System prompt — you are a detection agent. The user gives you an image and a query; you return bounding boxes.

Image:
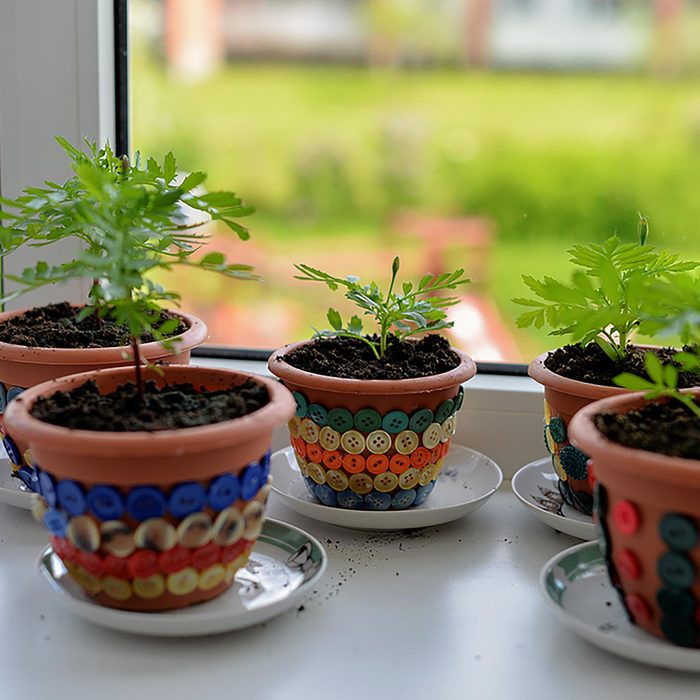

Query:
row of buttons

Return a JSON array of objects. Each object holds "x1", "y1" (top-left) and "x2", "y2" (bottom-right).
[
  {"x1": 32, "y1": 452, "x2": 270, "y2": 523},
  {"x1": 306, "y1": 477, "x2": 436, "y2": 510}
]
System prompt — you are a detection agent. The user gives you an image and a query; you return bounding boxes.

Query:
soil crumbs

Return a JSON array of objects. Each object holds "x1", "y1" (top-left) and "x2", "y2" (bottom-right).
[
  {"x1": 30, "y1": 379, "x2": 269, "y2": 432},
  {"x1": 279, "y1": 334, "x2": 460, "y2": 380},
  {"x1": 0, "y1": 302, "x2": 186, "y2": 349},
  {"x1": 545, "y1": 343, "x2": 697, "y2": 389},
  {"x1": 595, "y1": 402, "x2": 700, "y2": 460}
]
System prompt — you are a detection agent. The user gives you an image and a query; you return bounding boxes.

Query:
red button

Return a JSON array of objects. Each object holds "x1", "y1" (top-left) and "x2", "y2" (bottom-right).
[
  {"x1": 77, "y1": 551, "x2": 105, "y2": 577},
  {"x1": 625, "y1": 593, "x2": 652, "y2": 625},
  {"x1": 366, "y1": 454, "x2": 389, "y2": 474},
  {"x1": 615, "y1": 548, "x2": 642, "y2": 580},
  {"x1": 127, "y1": 550, "x2": 159, "y2": 578},
  {"x1": 410, "y1": 447, "x2": 431, "y2": 469},
  {"x1": 221, "y1": 539, "x2": 249, "y2": 563},
  {"x1": 587, "y1": 460, "x2": 596, "y2": 489},
  {"x1": 612, "y1": 500, "x2": 641, "y2": 535},
  {"x1": 158, "y1": 546, "x2": 191, "y2": 574},
  {"x1": 322, "y1": 450, "x2": 342, "y2": 470},
  {"x1": 430, "y1": 445, "x2": 442, "y2": 463},
  {"x1": 292, "y1": 437, "x2": 306, "y2": 458},
  {"x1": 192, "y1": 542, "x2": 221, "y2": 570},
  {"x1": 103, "y1": 555, "x2": 131, "y2": 580},
  {"x1": 389, "y1": 454, "x2": 411, "y2": 474},
  {"x1": 306, "y1": 443, "x2": 323, "y2": 464},
  {"x1": 343, "y1": 454, "x2": 365, "y2": 474}
]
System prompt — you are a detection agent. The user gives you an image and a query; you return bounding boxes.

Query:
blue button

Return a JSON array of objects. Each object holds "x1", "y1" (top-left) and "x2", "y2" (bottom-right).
[
  {"x1": 18, "y1": 466, "x2": 37, "y2": 492},
  {"x1": 6, "y1": 387, "x2": 23, "y2": 403},
  {"x1": 3, "y1": 436, "x2": 22, "y2": 466},
  {"x1": 126, "y1": 486, "x2": 166, "y2": 521},
  {"x1": 260, "y1": 451, "x2": 271, "y2": 481},
  {"x1": 414, "y1": 482, "x2": 435, "y2": 506},
  {"x1": 364, "y1": 491, "x2": 392, "y2": 511},
  {"x1": 169, "y1": 482, "x2": 206, "y2": 518},
  {"x1": 87, "y1": 485, "x2": 125, "y2": 520},
  {"x1": 240, "y1": 464, "x2": 264, "y2": 501},
  {"x1": 314, "y1": 483, "x2": 338, "y2": 507},
  {"x1": 43, "y1": 508, "x2": 68, "y2": 537},
  {"x1": 56, "y1": 480, "x2": 87, "y2": 516},
  {"x1": 38, "y1": 471, "x2": 57, "y2": 507},
  {"x1": 0, "y1": 383, "x2": 6, "y2": 412},
  {"x1": 208, "y1": 474, "x2": 239, "y2": 511},
  {"x1": 337, "y1": 489, "x2": 364, "y2": 509},
  {"x1": 303, "y1": 477, "x2": 316, "y2": 497},
  {"x1": 392, "y1": 489, "x2": 417, "y2": 510}
]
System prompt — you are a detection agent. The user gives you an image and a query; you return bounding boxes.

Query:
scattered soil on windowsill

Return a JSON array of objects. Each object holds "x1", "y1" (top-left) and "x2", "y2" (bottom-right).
[
  {"x1": 0, "y1": 302, "x2": 187, "y2": 349},
  {"x1": 545, "y1": 343, "x2": 698, "y2": 388},
  {"x1": 595, "y1": 402, "x2": 700, "y2": 460},
  {"x1": 30, "y1": 379, "x2": 269, "y2": 432},
  {"x1": 278, "y1": 334, "x2": 461, "y2": 380}
]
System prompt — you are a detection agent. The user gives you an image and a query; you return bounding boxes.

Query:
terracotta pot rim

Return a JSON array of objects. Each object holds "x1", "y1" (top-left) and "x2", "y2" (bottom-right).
[
  {"x1": 3, "y1": 364, "x2": 295, "y2": 458},
  {"x1": 568, "y1": 389, "x2": 700, "y2": 485},
  {"x1": 0, "y1": 306, "x2": 208, "y2": 365},
  {"x1": 267, "y1": 337, "x2": 476, "y2": 395}
]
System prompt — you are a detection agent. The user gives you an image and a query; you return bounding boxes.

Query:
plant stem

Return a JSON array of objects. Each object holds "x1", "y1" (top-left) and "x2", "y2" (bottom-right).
[{"x1": 130, "y1": 334, "x2": 145, "y2": 403}]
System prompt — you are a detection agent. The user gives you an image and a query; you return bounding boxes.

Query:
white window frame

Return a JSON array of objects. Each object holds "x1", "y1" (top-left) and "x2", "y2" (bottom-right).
[{"x1": 0, "y1": 0, "x2": 546, "y2": 476}]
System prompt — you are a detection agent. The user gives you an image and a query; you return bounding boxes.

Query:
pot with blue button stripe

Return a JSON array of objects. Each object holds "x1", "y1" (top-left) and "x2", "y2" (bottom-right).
[
  {"x1": 269, "y1": 338, "x2": 476, "y2": 511},
  {"x1": 4, "y1": 364, "x2": 295, "y2": 611}
]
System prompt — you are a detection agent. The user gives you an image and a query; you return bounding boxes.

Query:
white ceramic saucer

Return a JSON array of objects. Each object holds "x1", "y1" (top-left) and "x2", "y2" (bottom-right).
[
  {"x1": 38, "y1": 518, "x2": 327, "y2": 637},
  {"x1": 540, "y1": 540, "x2": 700, "y2": 672},
  {"x1": 0, "y1": 462, "x2": 33, "y2": 510},
  {"x1": 512, "y1": 457, "x2": 595, "y2": 541},
  {"x1": 270, "y1": 444, "x2": 503, "y2": 531}
]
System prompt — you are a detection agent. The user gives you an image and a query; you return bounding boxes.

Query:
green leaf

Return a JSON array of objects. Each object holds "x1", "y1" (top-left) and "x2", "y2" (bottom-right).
[
  {"x1": 200, "y1": 251, "x2": 225, "y2": 266},
  {"x1": 644, "y1": 352, "x2": 664, "y2": 385},
  {"x1": 613, "y1": 373, "x2": 657, "y2": 391},
  {"x1": 163, "y1": 152, "x2": 177, "y2": 183},
  {"x1": 179, "y1": 171, "x2": 206, "y2": 191},
  {"x1": 327, "y1": 308, "x2": 342, "y2": 331}
]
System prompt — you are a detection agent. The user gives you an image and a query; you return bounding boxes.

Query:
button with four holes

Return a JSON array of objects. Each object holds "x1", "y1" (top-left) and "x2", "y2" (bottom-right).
[
  {"x1": 392, "y1": 489, "x2": 416, "y2": 510},
  {"x1": 341, "y1": 430, "x2": 365, "y2": 454},
  {"x1": 366, "y1": 430, "x2": 391, "y2": 454},
  {"x1": 307, "y1": 462, "x2": 326, "y2": 485},
  {"x1": 409, "y1": 408, "x2": 434, "y2": 433},
  {"x1": 170, "y1": 482, "x2": 207, "y2": 518},
  {"x1": 56, "y1": 480, "x2": 87, "y2": 516},
  {"x1": 326, "y1": 469, "x2": 349, "y2": 492},
  {"x1": 354, "y1": 408, "x2": 381, "y2": 432},
  {"x1": 366, "y1": 454, "x2": 389, "y2": 474},
  {"x1": 208, "y1": 474, "x2": 239, "y2": 511},
  {"x1": 343, "y1": 454, "x2": 366, "y2": 474},
  {"x1": 292, "y1": 392, "x2": 308, "y2": 418},
  {"x1": 389, "y1": 454, "x2": 411, "y2": 474},
  {"x1": 399, "y1": 468, "x2": 421, "y2": 490},
  {"x1": 381, "y1": 410, "x2": 409, "y2": 434},
  {"x1": 300, "y1": 419, "x2": 319, "y2": 444},
  {"x1": 612, "y1": 500, "x2": 641, "y2": 535},
  {"x1": 422, "y1": 423, "x2": 442, "y2": 449},
  {"x1": 659, "y1": 514, "x2": 698, "y2": 552},
  {"x1": 349, "y1": 473, "x2": 373, "y2": 495},
  {"x1": 307, "y1": 403, "x2": 328, "y2": 426},
  {"x1": 287, "y1": 417, "x2": 302, "y2": 438},
  {"x1": 319, "y1": 426, "x2": 340, "y2": 451},
  {"x1": 127, "y1": 486, "x2": 167, "y2": 521},
  {"x1": 394, "y1": 430, "x2": 419, "y2": 455},
  {"x1": 373, "y1": 472, "x2": 399, "y2": 493},
  {"x1": 434, "y1": 399, "x2": 454, "y2": 424},
  {"x1": 365, "y1": 491, "x2": 392, "y2": 511},
  {"x1": 328, "y1": 407, "x2": 354, "y2": 432},
  {"x1": 322, "y1": 450, "x2": 342, "y2": 470},
  {"x1": 658, "y1": 552, "x2": 695, "y2": 588}
]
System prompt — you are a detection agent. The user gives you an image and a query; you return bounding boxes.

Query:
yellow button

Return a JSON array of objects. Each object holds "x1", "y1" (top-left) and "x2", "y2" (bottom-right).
[
  {"x1": 441, "y1": 416, "x2": 456, "y2": 442},
  {"x1": 544, "y1": 399, "x2": 552, "y2": 422},
  {"x1": 394, "y1": 430, "x2": 419, "y2": 455},
  {"x1": 307, "y1": 462, "x2": 326, "y2": 485},
  {"x1": 300, "y1": 419, "x2": 319, "y2": 444},
  {"x1": 421, "y1": 423, "x2": 442, "y2": 449},
  {"x1": 319, "y1": 426, "x2": 341, "y2": 451},
  {"x1": 348, "y1": 473, "x2": 373, "y2": 495},
  {"x1": 212, "y1": 507, "x2": 244, "y2": 546},
  {"x1": 418, "y1": 465, "x2": 434, "y2": 486},
  {"x1": 177, "y1": 512, "x2": 213, "y2": 549},
  {"x1": 133, "y1": 573, "x2": 165, "y2": 599},
  {"x1": 199, "y1": 564, "x2": 226, "y2": 591},
  {"x1": 341, "y1": 430, "x2": 366, "y2": 454},
  {"x1": 66, "y1": 515, "x2": 101, "y2": 552},
  {"x1": 101, "y1": 520, "x2": 136, "y2": 558},
  {"x1": 374, "y1": 472, "x2": 399, "y2": 493},
  {"x1": 552, "y1": 453, "x2": 567, "y2": 481},
  {"x1": 72, "y1": 566, "x2": 102, "y2": 595},
  {"x1": 226, "y1": 553, "x2": 250, "y2": 582},
  {"x1": 31, "y1": 496, "x2": 47, "y2": 524},
  {"x1": 288, "y1": 417, "x2": 302, "y2": 438},
  {"x1": 398, "y1": 468, "x2": 420, "y2": 490},
  {"x1": 256, "y1": 483, "x2": 272, "y2": 506},
  {"x1": 102, "y1": 576, "x2": 132, "y2": 601},
  {"x1": 433, "y1": 458, "x2": 445, "y2": 479},
  {"x1": 326, "y1": 469, "x2": 349, "y2": 492},
  {"x1": 134, "y1": 518, "x2": 177, "y2": 552},
  {"x1": 243, "y1": 501, "x2": 265, "y2": 539},
  {"x1": 366, "y1": 430, "x2": 392, "y2": 455},
  {"x1": 166, "y1": 567, "x2": 199, "y2": 596},
  {"x1": 298, "y1": 459, "x2": 309, "y2": 478}
]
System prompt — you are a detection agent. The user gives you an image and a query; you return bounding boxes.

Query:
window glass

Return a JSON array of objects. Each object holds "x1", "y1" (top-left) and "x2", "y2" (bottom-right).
[{"x1": 129, "y1": 0, "x2": 699, "y2": 360}]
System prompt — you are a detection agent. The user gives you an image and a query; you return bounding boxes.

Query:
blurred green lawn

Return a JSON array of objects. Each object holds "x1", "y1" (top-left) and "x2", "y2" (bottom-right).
[{"x1": 132, "y1": 51, "x2": 700, "y2": 357}]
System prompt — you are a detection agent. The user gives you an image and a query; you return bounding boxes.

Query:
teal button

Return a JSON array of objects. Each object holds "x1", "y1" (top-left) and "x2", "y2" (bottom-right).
[
  {"x1": 548, "y1": 416, "x2": 567, "y2": 444},
  {"x1": 328, "y1": 407, "x2": 354, "y2": 432},
  {"x1": 659, "y1": 514, "x2": 698, "y2": 552},
  {"x1": 658, "y1": 552, "x2": 695, "y2": 589},
  {"x1": 435, "y1": 399, "x2": 455, "y2": 424},
  {"x1": 381, "y1": 410, "x2": 409, "y2": 434},
  {"x1": 354, "y1": 408, "x2": 381, "y2": 432},
  {"x1": 453, "y1": 385, "x2": 464, "y2": 413},
  {"x1": 409, "y1": 408, "x2": 434, "y2": 433},
  {"x1": 307, "y1": 403, "x2": 328, "y2": 426},
  {"x1": 292, "y1": 391, "x2": 308, "y2": 418}
]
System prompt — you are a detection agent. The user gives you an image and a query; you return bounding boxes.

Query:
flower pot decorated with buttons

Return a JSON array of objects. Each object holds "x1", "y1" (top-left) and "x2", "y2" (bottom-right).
[
  {"x1": 569, "y1": 391, "x2": 700, "y2": 647},
  {"x1": 4, "y1": 365, "x2": 295, "y2": 612},
  {"x1": 529, "y1": 352, "x2": 627, "y2": 516},
  {"x1": 269, "y1": 340, "x2": 476, "y2": 511},
  {"x1": 0, "y1": 307, "x2": 207, "y2": 489}
]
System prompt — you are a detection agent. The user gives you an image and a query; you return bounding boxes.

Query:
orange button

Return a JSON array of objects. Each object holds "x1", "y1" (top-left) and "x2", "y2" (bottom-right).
[
  {"x1": 366, "y1": 454, "x2": 389, "y2": 474},
  {"x1": 389, "y1": 454, "x2": 411, "y2": 474},
  {"x1": 306, "y1": 443, "x2": 323, "y2": 464},
  {"x1": 292, "y1": 437, "x2": 307, "y2": 458},
  {"x1": 322, "y1": 450, "x2": 343, "y2": 470},
  {"x1": 343, "y1": 454, "x2": 366, "y2": 474},
  {"x1": 410, "y1": 447, "x2": 431, "y2": 469}
]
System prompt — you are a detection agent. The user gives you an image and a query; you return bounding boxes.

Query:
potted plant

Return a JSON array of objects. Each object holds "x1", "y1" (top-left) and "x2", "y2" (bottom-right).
[
  {"x1": 514, "y1": 217, "x2": 698, "y2": 515},
  {"x1": 268, "y1": 257, "x2": 476, "y2": 511},
  {"x1": 3, "y1": 146, "x2": 295, "y2": 612},
  {"x1": 568, "y1": 283, "x2": 700, "y2": 647},
  {"x1": 0, "y1": 137, "x2": 254, "y2": 481}
]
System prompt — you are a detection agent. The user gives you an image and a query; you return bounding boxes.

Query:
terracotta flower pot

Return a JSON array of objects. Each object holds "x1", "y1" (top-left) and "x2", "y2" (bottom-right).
[
  {"x1": 569, "y1": 391, "x2": 700, "y2": 648},
  {"x1": 0, "y1": 306, "x2": 207, "y2": 485},
  {"x1": 529, "y1": 351, "x2": 628, "y2": 515},
  {"x1": 4, "y1": 364, "x2": 295, "y2": 611},
  {"x1": 268, "y1": 339, "x2": 476, "y2": 511}
]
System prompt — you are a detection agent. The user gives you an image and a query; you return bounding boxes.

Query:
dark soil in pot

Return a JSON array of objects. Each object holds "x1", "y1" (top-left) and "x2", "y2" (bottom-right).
[
  {"x1": 595, "y1": 402, "x2": 700, "y2": 459},
  {"x1": 279, "y1": 334, "x2": 460, "y2": 380},
  {"x1": 30, "y1": 379, "x2": 269, "y2": 431},
  {"x1": 545, "y1": 343, "x2": 697, "y2": 388},
  {"x1": 0, "y1": 302, "x2": 187, "y2": 349}
]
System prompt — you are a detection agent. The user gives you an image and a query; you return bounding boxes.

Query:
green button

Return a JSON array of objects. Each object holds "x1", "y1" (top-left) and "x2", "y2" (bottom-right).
[
  {"x1": 307, "y1": 403, "x2": 328, "y2": 427},
  {"x1": 381, "y1": 410, "x2": 409, "y2": 434},
  {"x1": 657, "y1": 587, "x2": 695, "y2": 618},
  {"x1": 659, "y1": 514, "x2": 698, "y2": 552},
  {"x1": 453, "y1": 385, "x2": 464, "y2": 413},
  {"x1": 658, "y1": 552, "x2": 695, "y2": 589},
  {"x1": 560, "y1": 445, "x2": 588, "y2": 481},
  {"x1": 409, "y1": 408, "x2": 434, "y2": 433},
  {"x1": 548, "y1": 416, "x2": 567, "y2": 444},
  {"x1": 327, "y1": 407, "x2": 354, "y2": 432},
  {"x1": 354, "y1": 408, "x2": 381, "y2": 432},
  {"x1": 435, "y1": 400, "x2": 455, "y2": 424},
  {"x1": 292, "y1": 391, "x2": 308, "y2": 418}
]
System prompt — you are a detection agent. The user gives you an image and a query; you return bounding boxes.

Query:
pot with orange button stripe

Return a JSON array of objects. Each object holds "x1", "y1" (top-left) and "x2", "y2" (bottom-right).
[
  {"x1": 4, "y1": 364, "x2": 295, "y2": 612},
  {"x1": 269, "y1": 338, "x2": 476, "y2": 511},
  {"x1": 569, "y1": 390, "x2": 700, "y2": 648}
]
